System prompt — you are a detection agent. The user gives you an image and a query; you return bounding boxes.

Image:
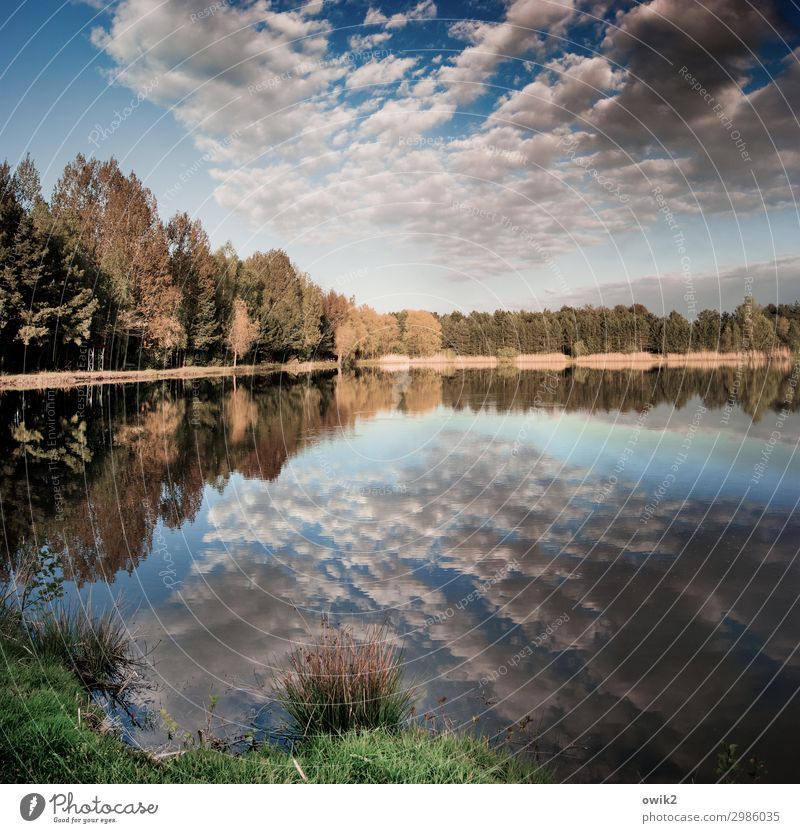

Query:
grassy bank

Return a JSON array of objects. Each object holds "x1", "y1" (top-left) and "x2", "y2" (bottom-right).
[{"x1": 0, "y1": 621, "x2": 546, "y2": 784}]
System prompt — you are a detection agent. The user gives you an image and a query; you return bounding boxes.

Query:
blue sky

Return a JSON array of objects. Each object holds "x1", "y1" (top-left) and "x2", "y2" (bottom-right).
[{"x1": 2, "y1": 0, "x2": 799, "y2": 314}]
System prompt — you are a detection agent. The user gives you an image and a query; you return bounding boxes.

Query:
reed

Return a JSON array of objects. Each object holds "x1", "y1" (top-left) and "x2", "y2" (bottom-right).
[
  {"x1": 23, "y1": 605, "x2": 141, "y2": 698},
  {"x1": 274, "y1": 620, "x2": 413, "y2": 736}
]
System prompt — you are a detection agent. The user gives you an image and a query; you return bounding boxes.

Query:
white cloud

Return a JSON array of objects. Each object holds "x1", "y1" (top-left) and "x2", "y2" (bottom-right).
[
  {"x1": 363, "y1": 1, "x2": 437, "y2": 31},
  {"x1": 437, "y1": 0, "x2": 578, "y2": 104},
  {"x1": 345, "y1": 55, "x2": 419, "y2": 90},
  {"x1": 348, "y1": 32, "x2": 392, "y2": 51},
  {"x1": 88, "y1": 0, "x2": 799, "y2": 303}
]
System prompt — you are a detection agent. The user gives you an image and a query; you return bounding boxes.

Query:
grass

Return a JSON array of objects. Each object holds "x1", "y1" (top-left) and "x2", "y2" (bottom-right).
[
  {"x1": 287, "y1": 728, "x2": 549, "y2": 783},
  {"x1": 274, "y1": 620, "x2": 413, "y2": 736},
  {"x1": 22, "y1": 605, "x2": 142, "y2": 697},
  {"x1": 0, "y1": 632, "x2": 548, "y2": 783}
]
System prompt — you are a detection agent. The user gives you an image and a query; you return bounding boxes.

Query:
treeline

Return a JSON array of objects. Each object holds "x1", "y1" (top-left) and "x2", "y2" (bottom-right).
[
  {"x1": 0, "y1": 154, "x2": 442, "y2": 373},
  {"x1": 439, "y1": 303, "x2": 800, "y2": 357},
  {"x1": 1, "y1": 155, "x2": 798, "y2": 374}
]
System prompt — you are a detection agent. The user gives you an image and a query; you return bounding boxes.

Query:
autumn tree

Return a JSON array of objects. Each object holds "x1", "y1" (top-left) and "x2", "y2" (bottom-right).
[
  {"x1": 227, "y1": 297, "x2": 259, "y2": 367},
  {"x1": 321, "y1": 288, "x2": 352, "y2": 355},
  {"x1": 334, "y1": 318, "x2": 360, "y2": 366},
  {"x1": 6, "y1": 153, "x2": 800, "y2": 375},
  {"x1": 402, "y1": 309, "x2": 442, "y2": 357},
  {"x1": 51, "y1": 155, "x2": 183, "y2": 367}
]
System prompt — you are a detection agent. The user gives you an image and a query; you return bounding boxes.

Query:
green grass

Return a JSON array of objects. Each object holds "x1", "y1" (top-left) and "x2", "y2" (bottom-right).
[
  {"x1": 287, "y1": 727, "x2": 550, "y2": 784},
  {"x1": 0, "y1": 634, "x2": 548, "y2": 784}
]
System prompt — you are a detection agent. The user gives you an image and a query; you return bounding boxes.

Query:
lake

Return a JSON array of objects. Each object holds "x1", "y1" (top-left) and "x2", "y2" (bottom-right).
[{"x1": 2, "y1": 364, "x2": 799, "y2": 782}]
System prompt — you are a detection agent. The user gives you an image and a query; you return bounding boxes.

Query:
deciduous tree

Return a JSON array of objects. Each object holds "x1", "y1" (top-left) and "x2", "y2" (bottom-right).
[{"x1": 228, "y1": 297, "x2": 259, "y2": 367}]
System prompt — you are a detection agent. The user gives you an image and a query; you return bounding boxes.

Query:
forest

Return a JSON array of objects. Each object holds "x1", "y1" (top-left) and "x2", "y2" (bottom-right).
[{"x1": 2, "y1": 154, "x2": 799, "y2": 375}]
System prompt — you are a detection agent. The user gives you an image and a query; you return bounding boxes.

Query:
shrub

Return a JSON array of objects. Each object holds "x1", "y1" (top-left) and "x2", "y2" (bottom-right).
[
  {"x1": 571, "y1": 339, "x2": 588, "y2": 358},
  {"x1": 274, "y1": 620, "x2": 413, "y2": 736},
  {"x1": 496, "y1": 346, "x2": 519, "y2": 361}
]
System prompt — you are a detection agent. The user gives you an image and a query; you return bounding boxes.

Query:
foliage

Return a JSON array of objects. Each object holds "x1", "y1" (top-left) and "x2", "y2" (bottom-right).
[
  {"x1": 2, "y1": 153, "x2": 798, "y2": 374},
  {"x1": 401, "y1": 309, "x2": 442, "y2": 357},
  {"x1": 439, "y1": 302, "x2": 798, "y2": 357},
  {"x1": 496, "y1": 346, "x2": 519, "y2": 361},
  {"x1": 227, "y1": 298, "x2": 259, "y2": 366},
  {"x1": 1, "y1": 567, "x2": 141, "y2": 700},
  {"x1": 714, "y1": 742, "x2": 768, "y2": 784}
]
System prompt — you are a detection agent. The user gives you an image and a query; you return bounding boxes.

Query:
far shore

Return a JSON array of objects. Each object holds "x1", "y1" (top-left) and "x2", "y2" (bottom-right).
[
  {"x1": 0, "y1": 359, "x2": 338, "y2": 392},
  {"x1": 0, "y1": 350, "x2": 794, "y2": 391},
  {"x1": 373, "y1": 350, "x2": 795, "y2": 371}
]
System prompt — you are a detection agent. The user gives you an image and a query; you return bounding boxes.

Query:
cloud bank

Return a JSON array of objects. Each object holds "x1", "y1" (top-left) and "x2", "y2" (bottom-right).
[{"x1": 90, "y1": 0, "x2": 800, "y2": 309}]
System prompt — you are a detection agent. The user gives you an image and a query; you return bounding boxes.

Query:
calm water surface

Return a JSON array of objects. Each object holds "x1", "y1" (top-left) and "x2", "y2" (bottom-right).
[{"x1": 3, "y1": 366, "x2": 799, "y2": 782}]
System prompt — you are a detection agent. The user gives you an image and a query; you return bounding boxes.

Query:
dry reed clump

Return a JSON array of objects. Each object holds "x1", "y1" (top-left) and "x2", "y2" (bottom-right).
[
  {"x1": 274, "y1": 620, "x2": 413, "y2": 737},
  {"x1": 515, "y1": 353, "x2": 570, "y2": 366},
  {"x1": 377, "y1": 353, "x2": 499, "y2": 367}
]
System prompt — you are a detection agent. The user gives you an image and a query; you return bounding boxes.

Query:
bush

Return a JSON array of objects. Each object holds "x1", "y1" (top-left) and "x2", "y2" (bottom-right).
[
  {"x1": 570, "y1": 339, "x2": 588, "y2": 358},
  {"x1": 274, "y1": 620, "x2": 413, "y2": 736},
  {"x1": 496, "y1": 346, "x2": 519, "y2": 361}
]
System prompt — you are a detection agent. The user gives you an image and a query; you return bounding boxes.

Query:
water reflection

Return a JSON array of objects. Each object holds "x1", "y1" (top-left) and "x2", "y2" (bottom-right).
[{"x1": 1, "y1": 365, "x2": 798, "y2": 782}]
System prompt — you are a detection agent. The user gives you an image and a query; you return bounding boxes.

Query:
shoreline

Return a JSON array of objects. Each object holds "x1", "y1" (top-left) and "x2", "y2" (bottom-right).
[
  {"x1": 0, "y1": 350, "x2": 793, "y2": 391},
  {"x1": 0, "y1": 360, "x2": 338, "y2": 392},
  {"x1": 0, "y1": 615, "x2": 547, "y2": 785},
  {"x1": 373, "y1": 350, "x2": 794, "y2": 371}
]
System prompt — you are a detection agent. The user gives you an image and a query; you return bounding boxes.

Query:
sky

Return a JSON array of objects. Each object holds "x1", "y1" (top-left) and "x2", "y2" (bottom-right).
[{"x1": 1, "y1": 0, "x2": 799, "y2": 315}]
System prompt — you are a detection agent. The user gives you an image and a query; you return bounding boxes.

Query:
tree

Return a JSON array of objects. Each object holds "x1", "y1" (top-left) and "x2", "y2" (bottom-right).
[
  {"x1": 227, "y1": 297, "x2": 259, "y2": 367},
  {"x1": 242, "y1": 249, "x2": 306, "y2": 358},
  {"x1": 330, "y1": 304, "x2": 400, "y2": 364},
  {"x1": 736, "y1": 297, "x2": 775, "y2": 353},
  {"x1": 402, "y1": 309, "x2": 442, "y2": 357},
  {"x1": 299, "y1": 278, "x2": 324, "y2": 359},
  {"x1": 335, "y1": 318, "x2": 360, "y2": 366},
  {"x1": 654, "y1": 311, "x2": 691, "y2": 354},
  {"x1": 50, "y1": 155, "x2": 182, "y2": 367},
  {"x1": 7, "y1": 152, "x2": 799, "y2": 376},
  {"x1": 692, "y1": 309, "x2": 722, "y2": 351},
  {"x1": 167, "y1": 212, "x2": 219, "y2": 362},
  {"x1": 321, "y1": 288, "x2": 352, "y2": 356},
  {"x1": 0, "y1": 157, "x2": 98, "y2": 370}
]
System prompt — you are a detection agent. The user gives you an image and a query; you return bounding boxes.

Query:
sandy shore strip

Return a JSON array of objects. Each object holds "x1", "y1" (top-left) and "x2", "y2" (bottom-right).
[
  {"x1": 0, "y1": 360, "x2": 338, "y2": 392},
  {"x1": 375, "y1": 351, "x2": 793, "y2": 371},
  {"x1": 1, "y1": 351, "x2": 793, "y2": 391}
]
